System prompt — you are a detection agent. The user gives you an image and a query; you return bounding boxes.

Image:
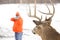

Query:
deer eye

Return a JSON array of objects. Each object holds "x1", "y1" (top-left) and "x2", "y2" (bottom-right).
[{"x1": 37, "y1": 25, "x2": 41, "y2": 29}]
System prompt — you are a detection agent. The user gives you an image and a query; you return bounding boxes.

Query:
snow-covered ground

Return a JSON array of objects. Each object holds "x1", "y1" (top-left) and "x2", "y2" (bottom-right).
[{"x1": 0, "y1": 3, "x2": 60, "y2": 40}]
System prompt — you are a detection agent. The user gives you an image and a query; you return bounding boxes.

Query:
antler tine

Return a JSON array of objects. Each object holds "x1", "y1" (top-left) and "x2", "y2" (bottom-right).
[
  {"x1": 34, "y1": 0, "x2": 41, "y2": 21},
  {"x1": 28, "y1": 5, "x2": 41, "y2": 21},
  {"x1": 28, "y1": 0, "x2": 41, "y2": 21},
  {"x1": 38, "y1": 0, "x2": 55, "y2": 20},
  {"x1": 45, "y1": 0, "x2": 55, "y2": 20},
  {"x1": 49, "y1": 0, "x2": 55, "y2": 19}
]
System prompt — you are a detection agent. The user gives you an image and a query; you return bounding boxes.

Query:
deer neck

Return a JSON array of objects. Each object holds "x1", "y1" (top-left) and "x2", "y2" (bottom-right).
[{"x1": 40, "y1": 26, "x2": 59, "y2": 40}]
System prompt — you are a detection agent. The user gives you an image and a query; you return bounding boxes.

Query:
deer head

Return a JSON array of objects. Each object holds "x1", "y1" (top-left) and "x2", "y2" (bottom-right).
[{"x1": 28, "y1": 0, "x2": 55, "y2": 36}]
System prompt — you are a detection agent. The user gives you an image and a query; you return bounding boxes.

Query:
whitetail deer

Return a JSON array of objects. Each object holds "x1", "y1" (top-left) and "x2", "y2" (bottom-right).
[{"x1": 28, "y1": 0, "x2": 60, "y2": 40}]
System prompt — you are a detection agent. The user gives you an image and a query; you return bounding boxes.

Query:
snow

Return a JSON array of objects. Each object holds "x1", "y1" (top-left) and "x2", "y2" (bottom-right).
[{"x1": 0, "y1": 3, "x2": 60, "y2": 40}]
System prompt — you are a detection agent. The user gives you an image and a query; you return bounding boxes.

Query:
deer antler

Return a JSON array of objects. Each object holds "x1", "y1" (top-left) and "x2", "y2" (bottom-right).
[
  {"x1": 28, "y1": 0, "x2": 42, "y2": 21},
  {"x1": 38, "y1": 0, "x2": 55, "y2": 20}
]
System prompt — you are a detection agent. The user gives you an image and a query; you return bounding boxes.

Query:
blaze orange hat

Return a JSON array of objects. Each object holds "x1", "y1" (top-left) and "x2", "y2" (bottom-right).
[{"x1": 16, "y1": 12, "x2": 20, "y2": 16}]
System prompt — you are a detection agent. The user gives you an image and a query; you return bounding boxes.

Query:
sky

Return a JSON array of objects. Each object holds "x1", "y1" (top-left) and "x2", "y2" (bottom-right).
[{"x1": 0, "y1": 3, "x2": 60, "y2": 40}]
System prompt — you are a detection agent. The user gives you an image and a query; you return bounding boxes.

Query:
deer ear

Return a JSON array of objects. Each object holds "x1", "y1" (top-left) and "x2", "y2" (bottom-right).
[{"x1": 33, "y1": 20, "x2": 41, "y2": 25}]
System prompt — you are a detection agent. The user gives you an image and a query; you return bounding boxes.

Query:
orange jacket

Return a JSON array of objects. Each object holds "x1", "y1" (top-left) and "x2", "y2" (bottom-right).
[{"x1": 11, "y1": 14, "x2": 23, "y2": 32}]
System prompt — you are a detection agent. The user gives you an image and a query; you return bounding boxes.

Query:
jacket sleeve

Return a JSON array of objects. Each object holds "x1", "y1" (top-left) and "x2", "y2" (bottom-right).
[
  {"x1": 11, "y1": 18, "x2": 15, "y2": 21},
  {"x1": 11, "y1": 17, "x2": 19, "y2": 21}
]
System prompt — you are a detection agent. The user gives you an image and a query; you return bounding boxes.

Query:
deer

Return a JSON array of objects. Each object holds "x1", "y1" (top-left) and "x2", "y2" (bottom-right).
[{"x1": 28, "y1": 0, "x2": 60, "y2": 40}]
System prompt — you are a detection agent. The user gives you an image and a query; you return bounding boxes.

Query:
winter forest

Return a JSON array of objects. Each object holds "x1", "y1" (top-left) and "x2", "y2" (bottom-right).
[{"x1": 0, "y1": 0, "x2": 60, "y2": 40}]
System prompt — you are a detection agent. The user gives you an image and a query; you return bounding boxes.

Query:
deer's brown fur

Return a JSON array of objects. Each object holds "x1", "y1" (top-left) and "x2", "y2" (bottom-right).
[
  {"x1": 28, "y1": 0, "x2": 60, "y2": 40},
  {"x1": 32, "y1": 20, "x2": 60, "y2": 40}
]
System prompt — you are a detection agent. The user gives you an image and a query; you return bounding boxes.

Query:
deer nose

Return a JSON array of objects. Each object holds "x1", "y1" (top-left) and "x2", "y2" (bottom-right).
[
  {"x1": 33, "y1": 32, "x2": 36, "y2": 34},
  {"x1": 32, "y1": 30, "x2": 36, "y2": 34}
]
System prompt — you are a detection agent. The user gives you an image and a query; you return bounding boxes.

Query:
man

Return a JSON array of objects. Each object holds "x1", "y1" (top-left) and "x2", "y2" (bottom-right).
[{"x1": 11, "y1": 12, "x2": 23, "y2": 40}]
